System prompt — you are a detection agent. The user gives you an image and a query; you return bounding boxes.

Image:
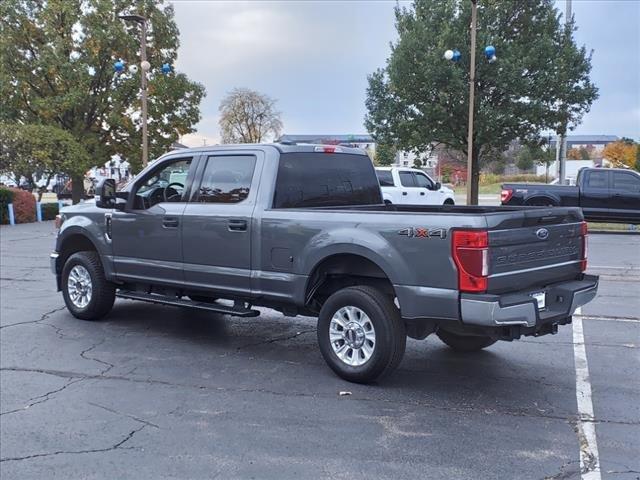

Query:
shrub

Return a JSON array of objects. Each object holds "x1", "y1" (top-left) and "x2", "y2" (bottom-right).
[
  {"x1": 41, "y1": 202, "x2": 60, "y2": 221},
  {"x1": 0, "y1": 187, "x2": 14, "y2": 224},
  {"x1": 479, "y1": 173, "x2": 548, "y2": 186},
  {"x1": 9, "y1": 188, "x2": 36, "y2": 223}
]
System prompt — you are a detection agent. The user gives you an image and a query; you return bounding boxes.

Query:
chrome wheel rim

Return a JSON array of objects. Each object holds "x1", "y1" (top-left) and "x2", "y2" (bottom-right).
[
  {"x1": 330, "y1": 306, "x2": 376, "y2": 367},
  {"x1": 67, "y1": 265, "x2": 92, "y2": 309}
]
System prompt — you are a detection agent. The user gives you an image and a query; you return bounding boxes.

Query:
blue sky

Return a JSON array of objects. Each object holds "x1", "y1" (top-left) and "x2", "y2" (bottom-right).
[{"x1": 171, "y1": 0, "x2": 640, "y2": 146}]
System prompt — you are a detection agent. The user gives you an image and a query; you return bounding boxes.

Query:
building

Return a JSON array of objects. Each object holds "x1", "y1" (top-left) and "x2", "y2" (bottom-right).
[{"x1": 549, "y1": 135, "x2": 619, "y2": 154}]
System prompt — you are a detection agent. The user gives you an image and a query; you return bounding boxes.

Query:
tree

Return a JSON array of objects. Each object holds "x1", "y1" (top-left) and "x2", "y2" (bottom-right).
[
  {"x1": 375, "y1": 144, "x2": 396, "y2": 166},
  {"x1": 0, "y1": 123, "x2": 90, "y2": 199},
  {"x1": 219, "y1": 88, "x2": 283, "y2": 143},
  {"x1": 365, "y1": 0, "x2": 597, "y2": 204},
  {"x1": 516, "y1": 147, "x2": 535, "y2": 171},
  {"x1": 603, "y1": 140, "x2": 638, "y2": 169},
  {"x1": 0, "y1": 0, "x2": 205, "y2": 202},
  {"x1": 635, "y1": 144, "x2": 640, "y2": 173}
]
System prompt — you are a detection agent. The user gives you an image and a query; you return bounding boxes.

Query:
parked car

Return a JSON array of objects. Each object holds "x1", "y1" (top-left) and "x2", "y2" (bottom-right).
[
  {"x1": 51, "y1": 144, "x2": 598, "y2": 383},
  {"x1": 501, "y1": 167, "x2": 640, "y2": 224},
  {"x1": 376, "y1": 167, "x2": 455, "y2": 205}
]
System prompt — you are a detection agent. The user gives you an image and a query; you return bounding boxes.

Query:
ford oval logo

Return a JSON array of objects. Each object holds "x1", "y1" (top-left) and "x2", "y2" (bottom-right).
[{"x1": 536, "y1": 228, "x2": 549, "y2": 240}]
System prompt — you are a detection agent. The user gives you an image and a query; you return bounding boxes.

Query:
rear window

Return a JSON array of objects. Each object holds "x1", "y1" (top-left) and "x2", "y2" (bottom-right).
[
  {"x1": 273, "y1": 153, "x2": 382, "y2": 208},
  {"x1": 376, "y1": 170, "x2": 394, "y2": 187}
]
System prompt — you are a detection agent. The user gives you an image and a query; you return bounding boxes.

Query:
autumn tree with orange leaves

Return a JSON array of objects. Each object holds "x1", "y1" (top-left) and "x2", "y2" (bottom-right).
[{"x1": 603, "y1": 139, "x2": 639, "y2": 170}]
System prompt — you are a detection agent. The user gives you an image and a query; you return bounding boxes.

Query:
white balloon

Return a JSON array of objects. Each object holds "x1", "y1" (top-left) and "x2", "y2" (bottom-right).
[
  {"x1": 444, "y1": 50, "x2": 454, "y2": 60},
  {"x1": 141, "y1": 60, "x2": 151, "y2": 72},
  {"x1": 128, "y1": 64, "x2": 139, "y2": 74}
]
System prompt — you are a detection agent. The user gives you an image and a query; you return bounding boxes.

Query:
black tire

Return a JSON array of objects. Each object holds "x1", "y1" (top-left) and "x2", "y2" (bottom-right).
[
  {"x1": 317, "y1": 286, "x2": 406, "y2": 383},
  {"x1": 444, "y1": 199, "x2": 455, "y2": 205},
  {"x1": 436, "y1": 329, "x2": 497, "y2": 352},
  {"x1": 62, "y1": 251, "x2": 115, "y2": 321},
  {"x1": 188, "y1": 295, "x2": 218, "y2": 304}
]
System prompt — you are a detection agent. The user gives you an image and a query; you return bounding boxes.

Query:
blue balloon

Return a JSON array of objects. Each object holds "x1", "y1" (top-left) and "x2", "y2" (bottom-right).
[
  {"x1": 114, "y1": 60, "x2": 125, "y2": 73},
  {"x1": 161, "y1": 63, "x2": 172, "y2": 74},
  {"x1": 452, "y1": 49, "x2": 461, "y2": 62},
  {"x1": 485, "y1": 45, "x2": 496, "y2": 59}
]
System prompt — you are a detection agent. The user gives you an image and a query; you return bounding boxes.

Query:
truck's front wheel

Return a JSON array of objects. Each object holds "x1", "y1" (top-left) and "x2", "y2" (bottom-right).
[
  {"x1": 436, "y1": 329, "x2": 496, "y2": 352},
  {"x1": 317, "y1": 286, "x2": 406, "y2": 383},
  {"x1": 62, "y1": 251, "x2": 115, "y2": 321}
]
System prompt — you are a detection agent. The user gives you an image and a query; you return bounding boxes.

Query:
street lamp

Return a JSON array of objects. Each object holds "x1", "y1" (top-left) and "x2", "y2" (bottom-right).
[
  {"x1": 443, "y1": 0, "x2": 497, "y2": 205},
  {"x1": 119, "y1": 14, "x2": 149, "y2": 168}
]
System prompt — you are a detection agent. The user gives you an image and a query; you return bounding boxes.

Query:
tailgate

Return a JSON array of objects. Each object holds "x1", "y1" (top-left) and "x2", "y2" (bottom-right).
[{"x1": 487, "y1": 208, "x2": 585, "y2": 294}]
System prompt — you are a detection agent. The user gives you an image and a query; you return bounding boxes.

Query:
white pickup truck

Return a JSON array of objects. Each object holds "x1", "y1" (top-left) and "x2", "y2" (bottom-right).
[{"x1": 375, "y1": 167, "x2": 456, "y2": 206}]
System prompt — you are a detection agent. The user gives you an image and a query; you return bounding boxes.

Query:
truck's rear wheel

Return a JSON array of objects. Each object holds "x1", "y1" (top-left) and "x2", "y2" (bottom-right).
[
  {"x1": 436, "y1": 329, "x2": 496, "y2": 352},
  {"x1": 62, "y1": 251, "x2": 115, "y2": 321},
  {"x1": 317, "y1": 286, "x2": 406, "y2": 383}
]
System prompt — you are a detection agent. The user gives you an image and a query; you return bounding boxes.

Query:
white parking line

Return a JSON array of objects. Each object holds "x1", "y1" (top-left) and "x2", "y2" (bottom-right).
[{"x1": 573, "y1": 307, "x2": 601, "y2": 480}]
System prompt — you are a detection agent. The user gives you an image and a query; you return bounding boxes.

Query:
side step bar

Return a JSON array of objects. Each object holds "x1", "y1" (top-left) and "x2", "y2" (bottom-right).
[{"x1": 116, "y1": 291, "x2": 260, "y2": 317}]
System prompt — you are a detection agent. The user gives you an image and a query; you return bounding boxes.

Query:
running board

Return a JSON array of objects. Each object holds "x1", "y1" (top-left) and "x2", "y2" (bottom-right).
[{"x1": 116, "y1": 291, "x2": 260, "y2": 317}]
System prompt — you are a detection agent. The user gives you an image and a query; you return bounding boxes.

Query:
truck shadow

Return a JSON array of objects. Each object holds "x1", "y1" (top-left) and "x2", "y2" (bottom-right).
[{"x1": 95, "y1": 300, "x2": 575, "y2": 419}]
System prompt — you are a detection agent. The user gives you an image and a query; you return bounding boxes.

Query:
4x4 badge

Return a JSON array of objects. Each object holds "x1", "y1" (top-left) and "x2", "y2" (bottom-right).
[{"x1": 398, "y1": 227, "x2": 447, "y2": 239}]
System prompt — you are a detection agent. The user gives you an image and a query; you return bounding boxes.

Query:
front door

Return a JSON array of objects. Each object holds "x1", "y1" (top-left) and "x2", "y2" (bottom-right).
[
  {"x1": 609, "y1": 170, "x2": 640, "y2": 223},
  {"x1": 413, "y1": 171, "x2": 442, "y2": 205},
  {"x1": 111, "y1": 157, "x2": 195, "y2": 284},
  {"x1": 181, "y1": 153, "x2": 261, "y2": 296}
]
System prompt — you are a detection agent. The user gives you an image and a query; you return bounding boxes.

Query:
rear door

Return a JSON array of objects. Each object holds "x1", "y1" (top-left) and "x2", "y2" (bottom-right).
[
  {"x1": 181, "y1": 152, "x2": 262, "y2": 296},
  {"x1": 609, "y1": 170, "x2": 640, "y2": 222},
  {"x1": 580, "y1": 169, "x2": 610, "y2": 220},
  {"x1": 397, "y1": 170, "x2": 419, "y2": 204}
]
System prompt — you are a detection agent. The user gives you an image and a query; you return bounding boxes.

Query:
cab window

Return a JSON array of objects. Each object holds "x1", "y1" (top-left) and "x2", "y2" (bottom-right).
[
  {"x1": 585, "y1": 170, "x2": 608, "y2": 189},
  {"x1": 134, "y1": 158, "x2": 192, "y2": 209},
  {"x1": 414, "y1": 172, "x2": 434, "y2": 189},
  {"x1": 612, "y1": 172, "x2": 640, "y2": 192},
  {"x1": 399, "y1": 171, "x2": 416, "y2": 187},
  {"x1": 193, "y1": 155, "x2": 256, "y2": 203}
]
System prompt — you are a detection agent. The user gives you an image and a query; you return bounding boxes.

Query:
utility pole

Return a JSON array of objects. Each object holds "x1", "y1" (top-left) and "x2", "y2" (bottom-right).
[
  {"x1": 558, "y1": 0, "x2": 572, "y2": 185},
  {"x1": 466, "y1": 0, "x2": 478, "y2": 205},
  {"x1": 140, "y1": 19, "x2": 149, "y2": 168},
  {"x1": 119, "y1": 14, "x2": 149, "y2": 168}
]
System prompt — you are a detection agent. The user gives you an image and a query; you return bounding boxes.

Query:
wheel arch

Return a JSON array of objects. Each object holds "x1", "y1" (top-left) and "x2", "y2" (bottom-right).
[{"x1": 304, "y1": 252, "x2": 397, "y2": 312}]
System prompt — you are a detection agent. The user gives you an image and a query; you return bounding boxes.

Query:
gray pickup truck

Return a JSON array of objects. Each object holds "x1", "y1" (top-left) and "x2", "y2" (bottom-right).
[{"x1": 51, "y1": 144, "x2": 598, "y2": 383}]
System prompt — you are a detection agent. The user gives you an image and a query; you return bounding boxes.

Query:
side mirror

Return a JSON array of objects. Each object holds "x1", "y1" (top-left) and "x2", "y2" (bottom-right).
[
  {"x1": 96, "y1": 179, "x2": 116, "y2": 209},
  {"x1": 434, "y1": 182, "x2": 442, "y2": 190}
]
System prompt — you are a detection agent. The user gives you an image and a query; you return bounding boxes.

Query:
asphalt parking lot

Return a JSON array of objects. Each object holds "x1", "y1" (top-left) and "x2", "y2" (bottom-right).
[{"x1": 1, "y1": 221, "x2": 638, "y2": 479}]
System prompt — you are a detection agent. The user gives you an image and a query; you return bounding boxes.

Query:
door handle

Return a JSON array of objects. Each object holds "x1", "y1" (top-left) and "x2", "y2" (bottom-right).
[
  {"x1": 162, "y1": 217, "x2": 179, "y2": 228},
  {"x1": 420, "y1": 192, "x2": 425, "y2": 196},
  {"x1": 402, "y1": 191, "x2": 408, "y2": 196},
  {"x1": 228, "y1": 219, "x2": 248, "y2": 231}
]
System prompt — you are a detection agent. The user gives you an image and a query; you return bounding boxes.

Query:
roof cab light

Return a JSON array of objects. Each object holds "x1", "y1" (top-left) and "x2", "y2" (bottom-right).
[
  {"x1": 500, "y1": 188, "x2": 513, "y2": 204},
  {"x1": 314, "y1": 146, "x2": 343, "y2": 154},
  {"x1": 452, "y1": 230, "x2": 489, "y2": 293},
  {"x1": 580, "y1": 221, "x2": 588, "y2": 272}
]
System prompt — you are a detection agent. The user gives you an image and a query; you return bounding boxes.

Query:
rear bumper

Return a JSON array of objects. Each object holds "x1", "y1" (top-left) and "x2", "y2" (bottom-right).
[{"x1": 460, "y1": 274, "x2": 598, "y2": 329}]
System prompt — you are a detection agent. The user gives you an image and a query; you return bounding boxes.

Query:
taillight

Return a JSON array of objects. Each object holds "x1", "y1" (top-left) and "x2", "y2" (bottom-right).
[
  {"x1": 580, "y1": 221, "x2": 588, "y2": 272},
  {"x1": 54, "y1": 214, "x2": 64, "y2": 230},
  {"x1": 452, "y1": 230, "x2": 489, "y2": 293},
  {"x1": 314, "y1": 146, "x2": 342, "y2": 153},
  {"x1": 500, "y1": 188, "x2": 513, "y2": 204}
]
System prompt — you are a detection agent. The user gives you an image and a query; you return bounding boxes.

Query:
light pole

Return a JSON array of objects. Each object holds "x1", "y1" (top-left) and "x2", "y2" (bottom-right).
[
  {"x1": 119, "y1": 14, "x2": 149, "y2": 168},
  {"x1": 444, "y1": 0, "x2": 496, "y2": 205},
  {"x1": 466, "y1": 0, "x2": 477, "y2": 206}
]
